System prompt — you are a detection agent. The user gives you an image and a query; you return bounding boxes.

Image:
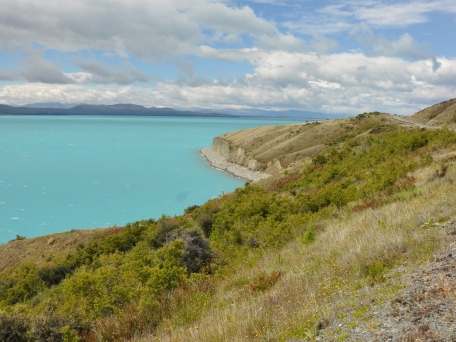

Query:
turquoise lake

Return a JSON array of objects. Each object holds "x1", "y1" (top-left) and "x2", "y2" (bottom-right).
[{"x1": 0, "y1": 115, "x2": 305, "y2": 243}]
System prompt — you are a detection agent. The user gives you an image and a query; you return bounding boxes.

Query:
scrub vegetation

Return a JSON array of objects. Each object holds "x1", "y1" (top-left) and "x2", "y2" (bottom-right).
[{"x1": 2, "y1": 104, "x2": 456, "y2": 341}]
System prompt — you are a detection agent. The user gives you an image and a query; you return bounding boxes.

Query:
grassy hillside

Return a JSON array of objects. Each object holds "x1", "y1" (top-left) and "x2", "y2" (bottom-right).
[
  {"x1": 1, "y1": 106, "x2": 456, "y2": 341},
  {"x1": 214, "y1": 113, "x2": 400, "y2": 171},
  {"x1": 408, "y1": 98, "x2": 456, "y2": 129}
]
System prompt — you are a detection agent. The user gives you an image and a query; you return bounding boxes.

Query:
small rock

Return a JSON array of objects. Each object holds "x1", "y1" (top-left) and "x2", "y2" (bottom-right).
[{"x1": 47, "y1": 237, "x2": 55, "y2": 245}]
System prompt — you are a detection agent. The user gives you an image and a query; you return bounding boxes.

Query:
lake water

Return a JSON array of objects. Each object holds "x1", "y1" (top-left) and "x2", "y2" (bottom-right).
[{"x1": 0, "y1": 115, "x2": 305, "y2": 243}]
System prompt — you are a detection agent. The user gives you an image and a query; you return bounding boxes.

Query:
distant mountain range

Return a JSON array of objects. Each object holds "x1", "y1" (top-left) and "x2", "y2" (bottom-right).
[
  {"x1": 22, "y1": 102, "x2": 80, "y2": 109},
  {"x1": 0, "y1": 102, "x2": 346, "y2": 119},
  {"x1": 0, "y1": 104, "x2": 237, "y2": 118}
]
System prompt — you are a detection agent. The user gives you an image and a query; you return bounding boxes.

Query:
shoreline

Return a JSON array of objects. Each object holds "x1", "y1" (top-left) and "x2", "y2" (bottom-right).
[{"x1": 199, "y1": 147, "x2": 270, "y2": 182}]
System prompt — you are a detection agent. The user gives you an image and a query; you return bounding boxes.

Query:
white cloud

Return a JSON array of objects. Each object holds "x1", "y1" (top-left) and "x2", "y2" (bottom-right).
[
  {"x1": 256, "y1": 32, "x2": 308, "y2": 53},
  {"x1": 354, "y1": 1, "x2": 435, "y2": 27},
  {"x1": 190, "y1": 3, "x2": 275, "y2": 35},
  {"x1": 20, "y1": 53, "x2": 75, "y2": 84},
  {"x1": 0, "y1": 0, "x2": 454, "y2": 115},
  {"x1": 286, "y1": 0, "x2": 456, "y2": 34},
  {"x1": 353, "y1": 25, "x2": 441, "y2": 70},
  {"x1": 353, "y1": 0, "x2": 456, "y2": 28},
  {"x1": 73, "y1": 59, "x2": 148, "y2": 84},
  {"x1": 309, "y1": 80, "x2": 342, "y2": 89},
  {"x1": 3, "y1": 52, "x2": 456, "y2": 115},
  {"x1": 0, "y1": 0, "x2": 276, "y2": 61}
]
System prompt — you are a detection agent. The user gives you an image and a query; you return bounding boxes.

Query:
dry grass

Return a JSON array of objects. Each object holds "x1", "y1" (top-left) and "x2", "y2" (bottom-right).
[
  {"x1": 137, "y1": 158, "x2": 456, "y2": 342},
  {"x1": 0, "y1": 226, "x2": 122, "y2": 272},
  {"x1": 408, "y1": 98, "x2": 456, "y2": 129},
  {"x1": 217, "y1": 114, "x2": 399, "y2": 170}
]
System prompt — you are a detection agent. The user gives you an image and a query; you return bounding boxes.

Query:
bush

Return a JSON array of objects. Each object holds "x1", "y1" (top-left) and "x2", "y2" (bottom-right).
[
  {"x1": 0, "y1": 312, "x2": 29, "y2": 342},
  {"x1": 196, "y1": 213, "x2": 213, "y2": 237},
  {"x1": 0, "y1": 263, "x2": 45, "y2": 305},
  {"x1": 184, "y1": 205, "x2": 199, "y2": 214},
  {"x1": 154, "y1": 219, "x2": 180, "y2": 247},
  {"x1": 0, "y1": 311, "x2": 84, "y2": 342},
  {"x1": 313, "y1": 154, "x2": 327, "y2": 165},
  {"x1": 37, "y1": 263, "x2": 73, "y2": 287},
  {"x1": 179, "y1": 231, "x2": 215, "y2": 274}
]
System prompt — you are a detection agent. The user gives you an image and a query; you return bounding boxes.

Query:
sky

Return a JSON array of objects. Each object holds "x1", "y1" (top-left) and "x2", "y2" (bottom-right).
[{"x1": 0, "y1": 0, "x2": 455, "y2": 115}]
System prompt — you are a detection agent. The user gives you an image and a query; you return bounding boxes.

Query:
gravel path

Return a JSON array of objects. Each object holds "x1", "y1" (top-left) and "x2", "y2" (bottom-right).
[
  {"x1": 390, "y1": 115, "x2": 441, "y2": 130},
  {"x1": 199, "y1": 147, "x2": 270, "y2": 182},
  {"x1": 318, "y1": 221, "x2": 456, "y2": 342}
]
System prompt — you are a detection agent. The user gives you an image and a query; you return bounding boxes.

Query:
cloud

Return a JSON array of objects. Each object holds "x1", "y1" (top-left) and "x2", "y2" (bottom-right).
[
  {"x1": 0, "y1": 70, "x2": 15, "y2": 81},
  {"x1": 256, "y1": 32, "x2": 308, "y2": 53},
  {"x1": 0, "y1": 0, "x2": 201, "y2": 60},
  {"x1": 0, "y1": 0, "x2": 279, "y2": 62},
  {"x1": 73, "y1": 59, "x2": 148, "y2": 84},
  {"x1": 310, "y1": 33, "x2": 340, "y2": 54},
  {"x1": 285, "y1": 0, "x2": 456, "y2": 34},
  {"x1": 0, "y1": 0, "x2": 454, "y2": 115},
  {"x1": 20, "y1": 54, "x2": 74, "y2": 84},
  {"x1": 197, "y1": 46, "x2": 262, "y2": 62},
  {"x1": 190, "y1": 3, "x2": 275, "y2": 35},
  {"x1": 353, "y1": 24, "x2": 441, "y2": 71},
  {"x1": 176, "y1": 60, "x2": 195, "y2": 76},
  {"x1": 352, "y1": 0, "x2": 456, "y2": 28},
  {"x1": 3, "y1": 52, "x2": 456, "y2": 115}
]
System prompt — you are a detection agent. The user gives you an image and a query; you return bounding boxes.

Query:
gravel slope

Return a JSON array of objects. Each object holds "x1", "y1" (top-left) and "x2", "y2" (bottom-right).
[{"x1": 318, "y1": 221, "x2": 456, "y2": 342}]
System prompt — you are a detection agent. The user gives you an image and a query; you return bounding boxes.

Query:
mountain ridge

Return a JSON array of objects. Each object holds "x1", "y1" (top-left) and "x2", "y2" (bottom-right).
[{"x1": 0, "y1": 103, "x2": 237, "y2": 118}]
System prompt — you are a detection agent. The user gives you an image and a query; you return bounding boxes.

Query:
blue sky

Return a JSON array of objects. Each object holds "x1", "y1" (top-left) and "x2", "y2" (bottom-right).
[{"x1": 0, "y1": 0, "x2": 455, "y2": 115}]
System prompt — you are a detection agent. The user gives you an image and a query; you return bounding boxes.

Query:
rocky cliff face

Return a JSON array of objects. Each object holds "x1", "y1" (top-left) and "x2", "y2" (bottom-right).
[{"x1": 211, "y1": 137, "x2": 283, "y2": 174}]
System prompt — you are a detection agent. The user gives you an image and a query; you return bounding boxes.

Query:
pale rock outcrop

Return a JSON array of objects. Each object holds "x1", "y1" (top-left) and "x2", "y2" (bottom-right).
[{"x1": 211, "y1": 137, "x2": 280, "y2": 173}]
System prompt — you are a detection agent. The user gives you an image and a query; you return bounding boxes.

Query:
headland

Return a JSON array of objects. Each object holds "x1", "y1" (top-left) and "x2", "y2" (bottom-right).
[{"x1": 199, "y1": 147, "x2": 270, "y2": 182}]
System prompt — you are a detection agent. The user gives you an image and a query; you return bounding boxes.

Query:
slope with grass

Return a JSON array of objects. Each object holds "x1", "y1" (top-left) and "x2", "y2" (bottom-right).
[
  {"x1": 1, "y1": 106, "x2": 456, "y2": 341},
  {"x1": 211, "y1": 113, "x2": 399, "y2": 173},
  {"x1": 408, "y1": 98, "x2": 456, "y2": 129}
]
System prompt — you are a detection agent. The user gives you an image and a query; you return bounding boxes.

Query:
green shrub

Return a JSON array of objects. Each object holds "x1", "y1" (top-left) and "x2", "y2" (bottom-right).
[
  {"x1": 154, "y1": 218, "x2": 180, "y2": 247},
  {"x1": 313, "y1": 154, "x2": 327, "y2": 165},
  {"x1": 37, "y1": 263, "x2": 73, "y2": 287},
  {"x1": 196, "y1": 213, "x2": 214, "y2": 237},
  {"x1": 0, "y1": 263, "x2": 45, "y2": 305},
  {"x1": 184, "y1": 204, "x2": 200, "y2": 214},
  {"x1": 301, "y1": 230, "x2": 316, "y2": 245},
  {"x1": 365, "y1": 261, "x2": 386, "y2": 284}
]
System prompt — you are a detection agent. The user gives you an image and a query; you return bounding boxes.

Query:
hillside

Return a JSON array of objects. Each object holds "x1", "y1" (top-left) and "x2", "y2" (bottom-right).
[
  {"x1": 1, "y1": 102, "x2": 456, "y2": 341},
  {"x1": 211, "y1": 113, "x2": 400, "y2": 173},
  {"x1": 408, "y1": 98, "x2": 456, "y2": 128}
]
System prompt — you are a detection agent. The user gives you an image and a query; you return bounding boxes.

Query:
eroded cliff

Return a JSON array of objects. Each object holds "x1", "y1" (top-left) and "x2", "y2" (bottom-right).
[{"x1": 210, "y1": 113, "x2": 400, "y2": 174}]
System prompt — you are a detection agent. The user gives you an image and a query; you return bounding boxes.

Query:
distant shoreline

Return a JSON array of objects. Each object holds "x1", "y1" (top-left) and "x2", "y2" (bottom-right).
[{"x1": 199, "y1": 147, "x2": 270, "y2": 182}]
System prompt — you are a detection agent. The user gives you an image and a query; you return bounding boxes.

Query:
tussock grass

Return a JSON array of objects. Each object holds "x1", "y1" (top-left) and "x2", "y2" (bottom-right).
[
  {"x1": 0, "y1": 227, "x2": 122, "y2": 272},
  {"x1": 143, "y1": 161, "x2": 456, "y2": 341}
]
